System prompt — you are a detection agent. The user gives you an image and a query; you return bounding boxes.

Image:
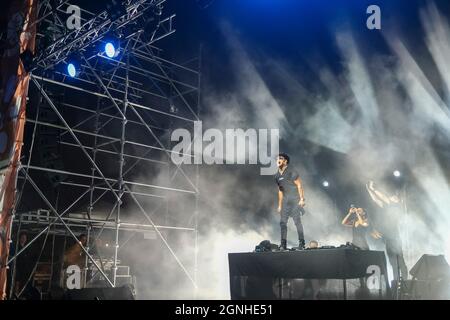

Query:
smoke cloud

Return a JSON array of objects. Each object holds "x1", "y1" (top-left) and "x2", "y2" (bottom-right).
[{"x1": 117, "y1": 2, "x2": 450, "y2": 299}]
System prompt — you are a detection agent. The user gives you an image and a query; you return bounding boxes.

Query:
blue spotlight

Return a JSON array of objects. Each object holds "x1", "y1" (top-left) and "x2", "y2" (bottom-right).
[
  {"x1": 67, "y1": 62, "x2": 78, "y2": 77},
  {"x1": 105, "y1": 42, "x2": 117, "y2": 58}
]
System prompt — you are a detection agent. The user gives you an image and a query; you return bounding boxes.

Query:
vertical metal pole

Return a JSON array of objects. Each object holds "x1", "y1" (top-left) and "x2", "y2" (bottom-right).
[
  {"x1": 288, "y1": 280, "x2": 292, "y2": 299},
  {"x1": 59, "y1": 230, "x2": 67, "y2": 288},
  {"x1": 194, "y1": 46, "x2": 202, "y2": 299},
  {"x1": 83, "y1": 225, "x2": 91, "y2": 288},
  {"x1": 402, "y1": 185, "x2": 410, "y2": 278},
  {"x1": 51, "y1": 190, "x2": 59, "y2": 294},
  {"x1": 194, "y1": 155, "x2": 199, "y2": 299},
  {"x1": 49, "y1": 230, "x2": 56, "y2": 294},
  {"x1": 343, "y1": 279, "x2": 347, "y2": 300},
  {"x1": 278, "y1": 278, "x2": 283, "y2": 299},
  {"x1": 9, "y1": 212, "x2": 23, "y2": 299},
  {"x1": 112, "y1": 52, "x2": 129, "y2": 286},
  {"x1": 88, "y1": 96, "x2": 101, "y2": 220},
  {"x1": 84, "y1": 94, "x2": 101, "y2": 287},
  {"x1": 165, "y1": 98, "x2": 172, "y2": 292}
]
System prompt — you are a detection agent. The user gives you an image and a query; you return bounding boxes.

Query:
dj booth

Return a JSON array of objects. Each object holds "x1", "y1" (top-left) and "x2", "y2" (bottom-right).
[{"x1": 228, "y1": 248, "x2": 390, "y2": 300}]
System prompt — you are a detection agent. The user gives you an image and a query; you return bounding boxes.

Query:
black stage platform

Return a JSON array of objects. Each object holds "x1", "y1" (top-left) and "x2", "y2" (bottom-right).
[{"x1": 229, "y1": 248, "x2": 390, "y2": 300}]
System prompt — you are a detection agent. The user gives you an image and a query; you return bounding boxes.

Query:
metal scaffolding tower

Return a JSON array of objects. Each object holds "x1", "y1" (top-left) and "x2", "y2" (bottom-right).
[{"x1": 6, "y1": 0, "x2": 201, "y2": 298}]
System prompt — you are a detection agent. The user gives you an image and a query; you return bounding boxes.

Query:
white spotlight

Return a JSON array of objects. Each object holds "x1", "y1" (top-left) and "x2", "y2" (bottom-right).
[
  {"x1": 322, "y1": 180, "x2": 329, "y2": 188},
  {"x1": 105, "y1": 42, "x2": 117, "y2": 58},
  {"x1": 393, "y1": 170, "x2": 401, "y2": 178}
]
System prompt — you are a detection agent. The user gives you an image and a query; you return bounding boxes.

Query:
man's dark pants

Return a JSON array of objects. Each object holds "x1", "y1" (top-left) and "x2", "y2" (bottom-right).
[{"x1": 280, "y1": 201, "x2": 304, "y2": 243}]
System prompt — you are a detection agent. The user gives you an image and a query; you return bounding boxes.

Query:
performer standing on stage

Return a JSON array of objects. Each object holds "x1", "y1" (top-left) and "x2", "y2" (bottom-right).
[
  {"x1": 275, "y1": 153, "x2": 306, "y2": 250},
  {"x1": 366, "y1": 181, "x2": 408, "y2": 280},
  {"x1": 341, "y1": 206, "x2": 382, "y2": 250},
  {"x1": 342, "y1": 206, "x2": 382, "y2": 294}
]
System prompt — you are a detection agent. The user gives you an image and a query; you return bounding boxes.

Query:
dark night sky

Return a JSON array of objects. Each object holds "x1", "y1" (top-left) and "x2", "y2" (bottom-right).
[{"x1": 44, "y1": 0, "x2": 450, "y2": 86}]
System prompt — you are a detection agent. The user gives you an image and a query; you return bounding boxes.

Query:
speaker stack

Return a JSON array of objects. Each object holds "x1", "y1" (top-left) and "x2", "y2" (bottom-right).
[{"x1": 395, "y1": 254, "x2": 450, "y2": 300}]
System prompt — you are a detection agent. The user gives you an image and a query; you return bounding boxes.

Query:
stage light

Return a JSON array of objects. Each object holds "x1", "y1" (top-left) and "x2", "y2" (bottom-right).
[
  {"x1": 322, "y1": 180, "x2": 329, "y2": 188},
  {"x1": 67, "y1": 62, "x2": 78, "y2": 77},
  {"x1": 105, "y1": 42, "x2": 117, "y2": 58},
  {"x1": 393, "y1": 170, "x2": 401, "y2": 178},
  {"x1": 101, "y1": 30, "x2": 122, "y2": 58}
]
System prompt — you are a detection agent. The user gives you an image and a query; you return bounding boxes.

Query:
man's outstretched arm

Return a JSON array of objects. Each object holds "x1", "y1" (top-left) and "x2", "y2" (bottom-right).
[
  {"x1": 366, "y1": 183, "x2": 384, "y2": 208},
  {"x1": 294, "y1": 177, "x2": 305, "y2": 207},
  {"x1": 277, "y1": 189, "x2": 283, "y2": 213},
  {"x1": 368, "y1": 181, "x2": 391, "y2": 204}
]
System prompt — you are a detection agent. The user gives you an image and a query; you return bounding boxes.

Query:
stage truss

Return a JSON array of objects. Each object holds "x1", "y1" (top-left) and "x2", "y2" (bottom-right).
[{"x1": 6, "y1": 0, "x2": 201, "y2": 297}]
